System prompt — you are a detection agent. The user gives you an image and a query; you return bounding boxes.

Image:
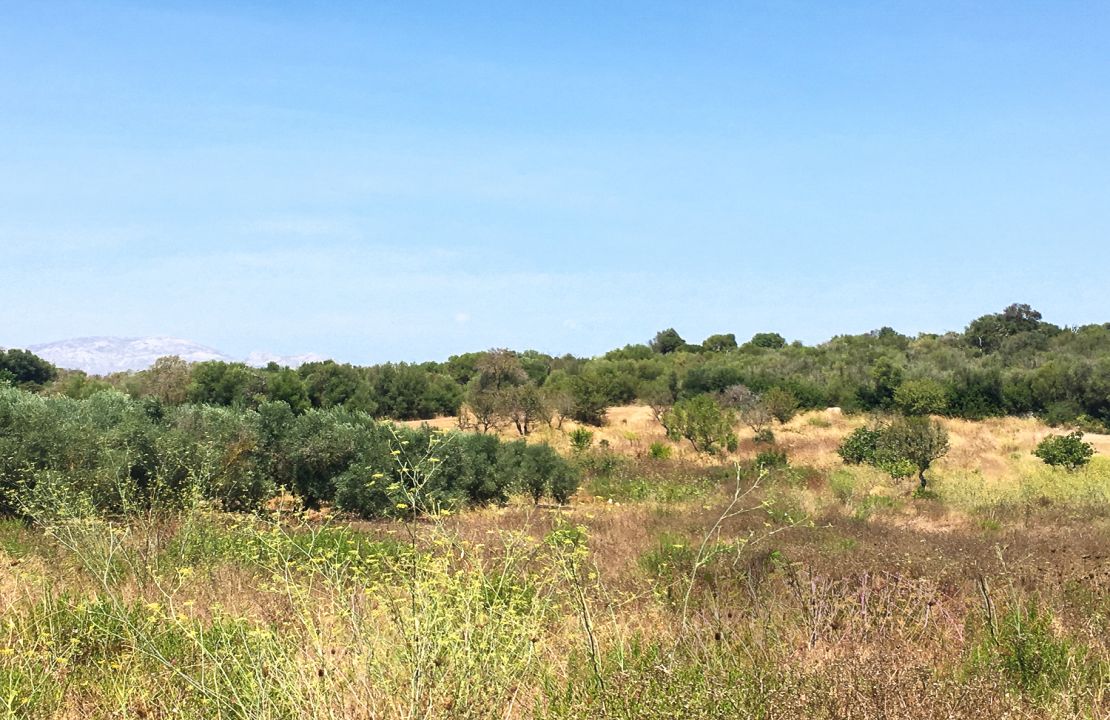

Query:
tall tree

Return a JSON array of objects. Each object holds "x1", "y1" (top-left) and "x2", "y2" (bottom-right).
[
  {"x1": 0, "y1": 348, "x2": 57, "y2": 389},
  {"x1": 650, "y1": 328, "x2": 686, "y2": 355}
]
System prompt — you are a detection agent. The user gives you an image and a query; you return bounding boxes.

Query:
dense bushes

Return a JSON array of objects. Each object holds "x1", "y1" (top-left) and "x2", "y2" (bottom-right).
[
  {"x1": 0, "y1": 387, "x2": 579, "y2": 519},
  {"x1": 19, "y1": 303, "x2": 1110, "y2": 432}
]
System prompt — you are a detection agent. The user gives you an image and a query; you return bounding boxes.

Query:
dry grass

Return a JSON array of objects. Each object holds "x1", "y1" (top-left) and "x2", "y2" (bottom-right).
[{"x1": 2, "y1": 411, "x2": 1109, "y2": 718}]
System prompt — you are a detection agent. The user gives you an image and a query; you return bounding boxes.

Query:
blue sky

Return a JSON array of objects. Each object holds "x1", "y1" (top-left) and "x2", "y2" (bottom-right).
[{"x1": 2, "y1": 1, "x2": 1108, "y2": 363}]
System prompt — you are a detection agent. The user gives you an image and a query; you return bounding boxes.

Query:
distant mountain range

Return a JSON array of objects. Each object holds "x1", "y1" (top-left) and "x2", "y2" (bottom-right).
[{"x1": 23, "y1": 337, "x2": 326, "y2": 375}]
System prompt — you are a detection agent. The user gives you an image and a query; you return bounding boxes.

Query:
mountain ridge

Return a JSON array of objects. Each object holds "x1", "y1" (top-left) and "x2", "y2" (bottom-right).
[{"x1": 21, "y1": 336, "x2": 324, "y2": 375}]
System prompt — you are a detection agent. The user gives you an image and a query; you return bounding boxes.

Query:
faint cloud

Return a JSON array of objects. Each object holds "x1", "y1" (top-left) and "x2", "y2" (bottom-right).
[{"x1": 455, "y1": 312, "x2": 471, "y2": 324}]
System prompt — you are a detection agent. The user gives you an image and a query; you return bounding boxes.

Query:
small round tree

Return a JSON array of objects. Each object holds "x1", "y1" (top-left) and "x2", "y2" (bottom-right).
[
  {"x1": 1034, "y1": 432, "x2": 1095, "y2": 471},
  {"x1": 838, "y1": 416, "x2": 949, "y2": 489},
  {"x1": 762, "y1": 387, "x2": 800, "y2": 423},
  {"x1": 881, "y1": 416, "x2": 950, "y2": 489},
  {"x1": 662, "y1": 395, "x2": 738, "y2": 455}
]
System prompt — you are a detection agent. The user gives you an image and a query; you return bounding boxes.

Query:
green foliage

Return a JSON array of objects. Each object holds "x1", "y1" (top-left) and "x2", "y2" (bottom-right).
[
  {"x1": 965, "y1": 302, "x2": 1052, "y2": 354},
  {"x1": 460, "y1": 350, "x2": 553, "y2": 435},
  {"x1": 912, "y1": 486, "x2": 940, "y2": 500},
  {"x1": 753, "y1": 428, "x2": 775, "y2": 445},
  {"x1": 828, "y1": 469, "x2": 857, "y2": 504},
  {"x1": 299, "y1": 360, "x2": 376, "y2": 413},
  {"x1": 859, "y1": 356, "x2": 904, "y2": 410},
  {"x1": 873, "y1": 453, "x2": 917, "y2": 482},
  {"x1": 748, "y1": 332, "x2": 786, "y2": 349},
  {"x1": 0, "y1": 387, "x2": 272, "y2": 516},
  {"x1": 662, "y1": 395, "x2": 737, "y2": 455},
  {"x1": 648, "y1": 442, "x2": 672, "y2": 460},
  {"x1": 568, "y1": 427, "x2": 594, "y2": 453},
  {"x1": 879, "y1": 415, "x2": 950, "y2": 487},
  {"x1": 701, "y1": 333, "x2": 737, "y2": 352},
  {"x1": 0, "y1": 385, "x2": 583, "y2": 521},
  {"x1": 52, "y1": 370, "x2": 114, "y2": 399},
  {"x1": 838, "y1": 416, "x2": 949, "y2": 488},
  {"x1": 566, "y1": 370, "x2": 617, "y2": 426},
  {"x1": 584, "y1": 457, "x2": 726, "y2": 503},
  {"x1": 1033, "y1": 431, "x2": 1095, "y2": 471},
  {"x1": 498, "y1": 442, "x2": 580, "y2": 505},
  {"x1": 0, "y1": 348, "x2": 57, "y2": 389},
  {"x1": 187, "y1": 361, "x2": 262, "y2": 407},
  {"x1": 968, "y1": 601, "x2": 1082, "y2": 701},
  {"x1": 649, "y1": 328, "x2": 686, "y2": 355},
  {"x1": 43, "y1": 304, "x2": 1110, "y2": 434},
  {"x1": 548, "y1": 463, "x2": 581, "y2": 505},
  {"x1": 837, "y1": 426, "x2": 883, "y2": 465},
  {"x1": 157, "y1": 404, "x2": 275, "y2": 512},
  {"x1": 754, "y1": 448, "x2": 788, "y2": 469},
  {"x1": 259, "y1": 364, "x2": 310, "y2": 413},
  {"x1": 761, "y1": 387, "x2": 799, "y2": 423},
  {"x1": 893, "y1": 377, "x2": 949, "y2": 416},
  {"x1": 852, "y1": 494, "x2": 900, "y2": 520},
  {"x1": 639, "y1": 532, "x2": 697, "y2": 586},
  {"x1": 1071, "y1": 413, "x2": 1109, "y2": 434},
  {"x1": 36, "y1": 304, "x2": 1110, "y2": 435}
]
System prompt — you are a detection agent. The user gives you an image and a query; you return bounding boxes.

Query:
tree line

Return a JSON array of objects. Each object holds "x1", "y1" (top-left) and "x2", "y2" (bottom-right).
[{"x1": 5, "y1": 303, "x2": 1110, "y2": 432}]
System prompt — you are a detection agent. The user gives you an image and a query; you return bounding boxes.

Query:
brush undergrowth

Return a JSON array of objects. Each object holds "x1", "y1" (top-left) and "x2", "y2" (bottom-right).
[{"x1": 0, "y1": 443, "x2": 1107, "y2": 718}]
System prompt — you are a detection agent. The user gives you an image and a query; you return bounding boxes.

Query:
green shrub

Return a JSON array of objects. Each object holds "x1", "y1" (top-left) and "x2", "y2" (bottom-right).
[
  {"x1": 457, "y1": 432, "x2": 511, "y2": 505},
  {"x1": 568, "y1": 427, "x2": 594, "y2": 453},
  {"x1": 1033, "y1": 431, "x2": 1095, "y2": 471},
  {"x1": 912, "y1": 486, "x2": 940, "y2": 500},
  {"x1": 853, "y1": 494, "x2": 899, "y2": 520},
  {"x1": 838, "y1": 426, "x2": 882, "y2": 465},
  {"x1": 500, "y1": 441, "x2": 579, "y2": 505},
  {"x1": 1042, "y1": 400, "x2": 1084, "y2": 428},
  {"x1": 754, "y1": 449, "x2": 788, "y2": 469},
  {"x1": 159, "y1": 404, "x2": 275, "y2": 512},
  {"x1": 662, "y1": 395, "x2": 738, "y2": 455},
  {"x1": 549, "y1": 464, "x2": 580, "y2": 505},
  {"x1": 762, "y1": 387, "x2": 799, "y2": 423},
  {"x1": 648, "y1": 442, "x2": 672, "y2": 460},
  {"x1": 893, "y1": 378, "x2": 949, "y2": 416},
  {"x1": 753, "y1": 428, "x2": 775, "y2": 445},
  {"x1": 639, "y1": 532, "x2": 697, "y2": 585},
  {"x1": 334, "y1": 426, "x2": 518, "y2": 517},
  {"x1": 969, "y1": 601, "x2": 1079, "y2": 701},
  {"x1": 828, "y1": 470, "x2": 857, "y2": 504},
  {"x1": 1072, "y1": 414, "x2": 1109, "y2": 433}
]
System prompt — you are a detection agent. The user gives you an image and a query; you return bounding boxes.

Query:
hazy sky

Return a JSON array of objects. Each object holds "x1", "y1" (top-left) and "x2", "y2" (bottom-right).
[{"x1": 2, "y1": 1, "x2": 1108, "y2": 362}]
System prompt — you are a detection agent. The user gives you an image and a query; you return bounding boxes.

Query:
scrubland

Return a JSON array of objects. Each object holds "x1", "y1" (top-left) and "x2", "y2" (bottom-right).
[{"x1": 2, "y1": 407, "x2": 1108, "y2": 719}]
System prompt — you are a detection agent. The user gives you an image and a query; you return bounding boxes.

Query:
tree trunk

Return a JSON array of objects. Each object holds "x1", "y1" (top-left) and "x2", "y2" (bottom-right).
[{"x1": 919, "y1": 469, "x2": 927, "y2": 489}]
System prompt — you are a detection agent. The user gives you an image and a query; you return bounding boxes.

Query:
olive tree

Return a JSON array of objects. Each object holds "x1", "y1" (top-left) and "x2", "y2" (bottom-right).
[
  {"x1": 838, "y1": 415, "x2": 949, "y2": 489},
  {"x1": 880, "y1": 415, "x2": 950, "y2": 489},
  {"x1": 662, "y1": 394, "x2": 738, "y2": 455}
]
